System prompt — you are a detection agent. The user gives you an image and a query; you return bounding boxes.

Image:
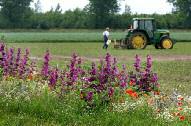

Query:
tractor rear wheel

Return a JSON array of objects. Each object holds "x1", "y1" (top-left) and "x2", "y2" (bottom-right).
[
  {"x1": 129, "y1": 32, "x2": 147, "y2": 49},
  {"x1": 160, "y1": 37, "x2": 174, "y2": 49}
]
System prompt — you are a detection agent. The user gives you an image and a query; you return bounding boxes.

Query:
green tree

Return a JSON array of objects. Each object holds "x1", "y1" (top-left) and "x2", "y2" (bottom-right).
[
  {"x1": 0, "y1": 0, "x2": 32, "y2": 27},
  {"x1": 61, "y1": 8, "x2": 89, "y2": 28},
  {"x1": 55, "y1": 3, "x2": 62, "y2": 13},
  {"x1": 124, "y1": 4, "x2": 131, "y2": 14},
  {"x1": 34, "y1": 0, "x2": 42, "y2": 13},
  {"x1": 167, "y1": 0, "x2": 191, "y2": 27},
  {"x1": 88, "y1": 0, "x2": 121, "y2": 28}
]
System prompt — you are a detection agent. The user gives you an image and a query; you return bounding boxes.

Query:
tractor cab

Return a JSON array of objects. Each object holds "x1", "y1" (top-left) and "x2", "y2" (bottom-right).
[
  {"x1": 132, "y1": 18, "x2": 155, "y2": 39},
  {"x1": 118, "y1": 18, "x2": 174, "y2": 49}
]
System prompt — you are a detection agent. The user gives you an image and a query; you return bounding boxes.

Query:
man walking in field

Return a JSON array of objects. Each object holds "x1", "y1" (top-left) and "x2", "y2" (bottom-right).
[{"x1": 103, "y1": 27, "x2": 110, "y2": 49}]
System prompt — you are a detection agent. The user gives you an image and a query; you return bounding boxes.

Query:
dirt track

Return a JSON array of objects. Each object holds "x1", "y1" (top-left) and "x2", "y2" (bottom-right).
[
  {"x1": 118, "y1": 55, "x2": 191, "y2": 62},
  {"x1": 30, "y1": 55, "x2": 191, "y2": 62}
]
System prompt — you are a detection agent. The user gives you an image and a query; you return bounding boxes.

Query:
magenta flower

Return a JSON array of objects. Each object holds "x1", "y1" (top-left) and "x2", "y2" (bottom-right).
[
  {"x1": 152, "y1": 73, "x2": 158, "y2": 83},
  {"x1": 0, "y1": 44, "x2": 6, "y2": 70},
  {"x1": 146, "y1": 55, "x2": 152, "y2": 73},
  {"x1": 112, "y1": 57, "x2": 119, "y2": 76},
  {"x1": 15, "y1": 48, "x2": 21, "y2": 72},
  {"x1": 0, "y1": 43, "x2": 4, "y2": 52},
  {"x1": 41, "y1": 50, "x2": 50, "y2": 77},
  {"x1": 7, "y1": 48, "x2": 14, "y2": 75},
  {"x1": 18, "y1": 49, "x2": 30, "y2": 77},
  {"x1": 90, "y1": 62, "x2": 97, "y2": 75},
  {"x1": 108, "y1": 87, "x2": 114, "y2": 97},
  {"x1": 134, "y1": 55, "x2": 141, "y2": 72},
  {"x1": 121, "y1": 81, "x2": 127, "y2": 88},
  {"x1": 49, "y1": 68, "x2": 59, "y2": 88},
  {"x1": 86, "y1": 91, "x2": 93, "y2": 102}
]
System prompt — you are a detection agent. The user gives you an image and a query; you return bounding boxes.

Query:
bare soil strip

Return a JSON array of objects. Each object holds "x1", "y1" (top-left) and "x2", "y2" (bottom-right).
[{"x1": 30, "y1": 55, "x2": 191, "y2": 62}]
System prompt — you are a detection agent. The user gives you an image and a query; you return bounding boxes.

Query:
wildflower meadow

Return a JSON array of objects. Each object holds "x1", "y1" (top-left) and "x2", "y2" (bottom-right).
[{"x1": 0, "y1": 42, "x2": 191, "y2": 125}]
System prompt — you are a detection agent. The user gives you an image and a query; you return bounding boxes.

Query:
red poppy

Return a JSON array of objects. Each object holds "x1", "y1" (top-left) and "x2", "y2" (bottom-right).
[
  {"x1": 156, "y1": 109, "x2": 160, "y2": 113},
  {"x1": 28, "y1": 73, "x2": 33, "y2": 80},
  {"x1": 125, "y1": 89, "x2": 138, "y2": 98},
  {"x1": 154, "y1": 91, "x2": 160, "y2": 95},
  {"x1": 174, "y1": 112, "x2": 181, "y2": 116},
  {"x1": 179, "y1": 115, "x2": 185, "y2": 121},
  {"x1": 177, "y1": 102, "x2": 183, "y2": 106},
  {"x1": 125, "y1": 89, "x2": 134, "y2": 95},
  {"x1": 178, "y1": 96, "x2": 184, "y2": 101},
  {"x1": 178, "y1": 107, "x2": 183, "y2": 111},
  {"x1": 129, "y1": 80, "x2": 135, "y2": 86},
  {"x1": 131, "y1": 92, "x2": 138, "y2": 98}
]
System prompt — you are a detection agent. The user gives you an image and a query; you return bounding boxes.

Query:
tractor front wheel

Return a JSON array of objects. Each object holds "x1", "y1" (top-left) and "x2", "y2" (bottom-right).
[
  {"x1": 160, "y1": 37, "x2": 174, "y2": 49},
  {"x1": 129, "y1": 32, "x2": 147, "y2": 49}
]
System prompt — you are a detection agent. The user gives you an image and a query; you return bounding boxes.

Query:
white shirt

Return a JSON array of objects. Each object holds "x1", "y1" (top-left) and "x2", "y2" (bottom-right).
[{"x1": 103, "y1": 31, "x2": 109, "y2": 37}]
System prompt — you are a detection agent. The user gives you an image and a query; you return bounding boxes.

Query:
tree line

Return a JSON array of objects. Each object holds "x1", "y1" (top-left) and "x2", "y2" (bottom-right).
[{"x1": 0, "y1": 0, "x2": 190, "y2": 29}]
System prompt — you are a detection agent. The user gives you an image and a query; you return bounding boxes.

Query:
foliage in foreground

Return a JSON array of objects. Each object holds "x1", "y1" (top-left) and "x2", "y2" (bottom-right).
[
  {"x1": 0, "y1": 79, "x2": 191, "y2": 125},
  {"x1": 0, "y1": 79, "x2": 190, "y2": 126}
]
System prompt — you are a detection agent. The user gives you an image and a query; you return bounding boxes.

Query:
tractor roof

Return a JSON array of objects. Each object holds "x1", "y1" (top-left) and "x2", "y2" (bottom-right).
[{"x1": 133, "y1": 18, "x2": 155, "y2": 20}]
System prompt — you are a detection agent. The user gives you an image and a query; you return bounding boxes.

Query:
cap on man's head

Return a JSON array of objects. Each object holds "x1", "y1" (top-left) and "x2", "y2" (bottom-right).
[{"x1": 106, "y1": 27, "x2": 110, "y2": 30}]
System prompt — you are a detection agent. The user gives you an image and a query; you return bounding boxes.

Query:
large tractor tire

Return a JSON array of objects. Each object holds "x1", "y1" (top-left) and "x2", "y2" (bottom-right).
[
  {"x1": 160, "y1": 36, "x2": 174, "y2": 49},
  {"x1": 129, "y1": 32, "x2": 148, "y2": 49}
]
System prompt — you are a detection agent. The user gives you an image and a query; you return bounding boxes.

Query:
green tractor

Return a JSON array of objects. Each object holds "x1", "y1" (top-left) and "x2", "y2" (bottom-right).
[{"x1": 114, "y1": 18, "x2": 174, "y2": 49}]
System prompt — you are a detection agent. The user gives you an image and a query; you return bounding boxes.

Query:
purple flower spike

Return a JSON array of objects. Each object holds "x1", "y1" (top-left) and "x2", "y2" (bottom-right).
[
  {"x1": 112, "y1": 57, "x2": 119, "y2": 76},
  {"x1": 90, "y1": 62, "x2": 97, "y2": 75},
  {"x1": 152, "y1": 73, "x2": 158, "y2": 83},
  {"x1": 86, "y1": 91, "x2": 93, "y2": 102},
  {"x1": 105, "y1": 53, "x2": 112, "y2": 74},
  {"x1": 120, "y1": 81, "x2": 127, "y2": 88},
  {"x1": 0, "y1": 43, "x2": 5, "y2": 67},
  {"x1": 9, "y1": 48, "x2": 14, "y2": 66},
  {"x1": 18, "y1": 48, "x2": 30, "y2": 78},
  {"x1": 108, "y1": 87, "x2": 114, "y2": 97},
  {"x1": 146, "y1": 55, "x2": 152, "y2": 73},
  {"x1": 134, "y1": 55, "x2": 141, "y2": 72},
  {"x1": 49, "y1": 68, "x2": 59, "y2": 88},
  {"x1": 0, "y1": 43, "x2": 4, "y2": 52},
  {"x1": 15, "y1": 48, "x2": 21, "y2": 71},
  {"x1": 78, "y1": 57, "x2": 81, "y2": 65},
  {"x1": 41, "y1": 50, "x2": 50, "y2": 77},
  {"x1": 7, "y1": 48, "x2": 14, "y2": 75}
]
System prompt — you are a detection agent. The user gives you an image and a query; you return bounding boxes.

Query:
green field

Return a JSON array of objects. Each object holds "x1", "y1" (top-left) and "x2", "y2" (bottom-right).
[
  {"x1": 1, "y1": 30, "x2": 191, "y2": 42},
  {"x1": 7, "y1": 42, "x2": 191, "y2": 58}
]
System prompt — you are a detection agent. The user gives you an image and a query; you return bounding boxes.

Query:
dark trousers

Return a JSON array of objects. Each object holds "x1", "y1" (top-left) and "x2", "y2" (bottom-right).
[{"x1": 103, "y1": 36, "x2": 108, "y2": 49}]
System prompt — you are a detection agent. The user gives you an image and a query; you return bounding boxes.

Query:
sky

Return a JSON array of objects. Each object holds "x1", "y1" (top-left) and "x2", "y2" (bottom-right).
[{"x1": 31, "y1": 0, "x2": 173, "y2": 14}]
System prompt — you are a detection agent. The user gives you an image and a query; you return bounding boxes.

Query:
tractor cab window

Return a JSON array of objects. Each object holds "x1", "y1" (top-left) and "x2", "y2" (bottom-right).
[
  {"x1": 145, "y1": 20, "x2": 153, "y2": 31},
  {"x1": 133, "y1": 20, "x2": 138, "y2": 29},
  {"x1": 139, "y1": 20, "x2": 145, "y2": 29}
]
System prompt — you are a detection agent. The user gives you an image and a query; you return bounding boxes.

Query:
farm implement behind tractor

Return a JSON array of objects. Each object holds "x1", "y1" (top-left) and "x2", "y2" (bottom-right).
[{"x1": 114, "y1": 18, "x2": 175, "y2": 49}]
